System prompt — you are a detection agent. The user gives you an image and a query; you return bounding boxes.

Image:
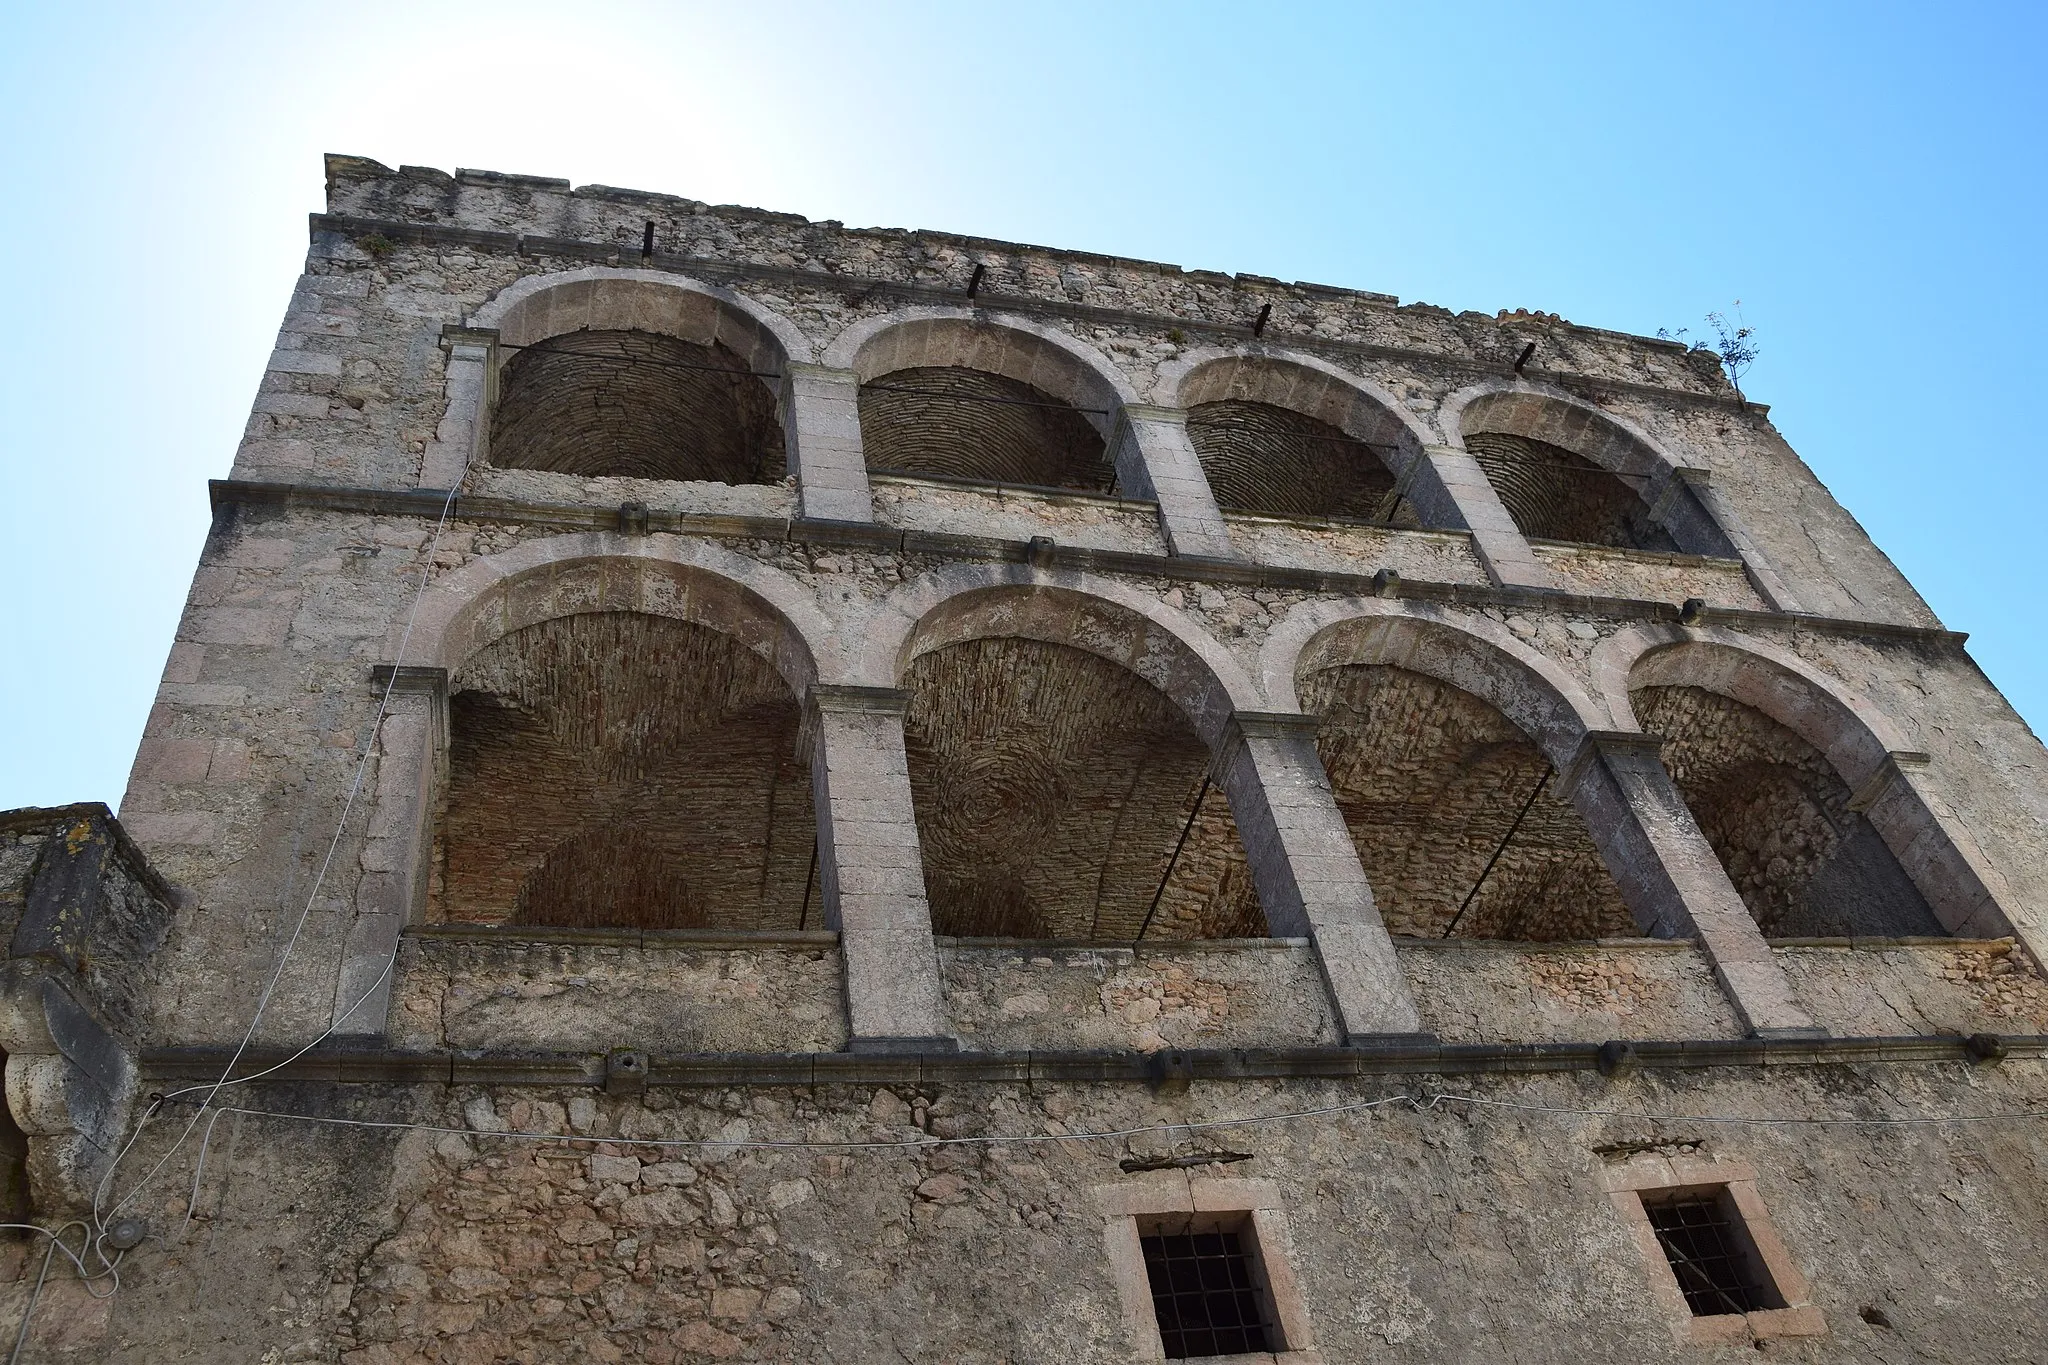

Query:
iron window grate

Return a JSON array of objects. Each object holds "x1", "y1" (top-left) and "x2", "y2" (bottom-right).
[
  {"x1": 1644, "y1": 1195, "x2": 1768, "y2": 1316},
  {"x1": 1140, "y1": 1227, "x2": 1273, "y2": 1358}
]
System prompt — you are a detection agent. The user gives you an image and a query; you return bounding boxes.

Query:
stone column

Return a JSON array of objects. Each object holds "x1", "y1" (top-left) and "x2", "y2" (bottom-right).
[
  {"x1": 1853, "y1": 752, "x2": 2028, "y2": 944},
  {"x1": 1660, "y1": 468, "x2": 1805, "y2": 611},
  {"x1": 1416, "y1": 444, "x2": 1556, "y2": 590},
  {"x1": 781, "y1": 363, "x2": 875, "y2": 524},
  {"x1": 1111, "y1": 405, "x2": 1238, "y2": 561},
  {"x1": 1562, "y1": 731, "x2": 1821, "y2": 1036},
  {"x1": 420, "y1": 326, "x2": 497, "y2": 490},
  {"x1": 329, "y1": 666, "x2": 446, "y2": 1038},
  {"x1": 1214, "y1": 712, "x2": 1424, "y2": 1042},
  {"x1": 806, "y1": 685, "x2": 954, "y2": 1052}
]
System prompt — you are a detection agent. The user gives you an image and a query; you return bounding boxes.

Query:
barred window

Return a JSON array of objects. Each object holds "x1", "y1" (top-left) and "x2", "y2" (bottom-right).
[
  {"x1": 1641, "y1": 1188, "x2": 1785, "y2": 1317},
  {"x1": 1140, "y1": 1221, "x2": 1274, "y2": 1358}
]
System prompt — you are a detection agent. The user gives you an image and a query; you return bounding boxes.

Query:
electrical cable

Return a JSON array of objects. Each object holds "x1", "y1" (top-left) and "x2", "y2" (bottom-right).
[{"x1": 88, "y1": 378, "x2": 486, "y2": 1251}]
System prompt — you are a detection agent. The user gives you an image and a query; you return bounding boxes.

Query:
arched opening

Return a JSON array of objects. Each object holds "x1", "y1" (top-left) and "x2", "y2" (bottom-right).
[
  {"x1": 902, "y1": 636, "x2": 1266, "y2": 940},
  {"x1": 434, "y1": 610, "x2": 816, "y2": 930},
  {"x1": 858, "y1": 366, "x2": 1115, "y2": 491},
  {"x1": 1463, "y1": 431, "x2": 1676, "y2": 551},
  {"x1": 1186, "y1": 400, "x2": 1417, "y2": 525},
  {"x1": 1301, "y1": 663, "x2": 1633, "y2": 939},
  {"x1": 488, "y1": 329, "x2": 786, "y2": 483},
  {"x1": 1634, "y1": 684, "x2": 1943, "y2": 938}
]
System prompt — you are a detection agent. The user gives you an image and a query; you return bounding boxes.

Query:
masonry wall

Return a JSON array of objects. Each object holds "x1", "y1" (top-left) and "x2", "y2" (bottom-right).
[
  {"x1": 27, "y1": 155, "x2": 2048, "y2": 1362},
  {"x1": 6, "y1": 1063, "x2": 2043, "y2": 1363}
]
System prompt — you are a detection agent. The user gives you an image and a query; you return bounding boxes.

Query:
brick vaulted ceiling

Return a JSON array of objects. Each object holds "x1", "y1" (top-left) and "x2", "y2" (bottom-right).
[
  {"x1": 436, "y1": 612, "x2": 816, "y2": 931},
  {"x1": 489, "y1": 330, "x2": 787, "y2": 483},
  {"x1": 1464, "y1": 431, "x2": 1677, "y2": 552},
  {"x1": 1636, "y1": 684, "x2": 1941, "y2": 938},
  {"x1": 903, "y1": 637, "x2": 1265, "y2": 941},
  {"x1": 858, "y1": 367, "x2": 1117, "y2": 493},
  {"x1": 1302, "y1": 664, "x2": 1634, "y2": 941},
  {"x1": 1186, "y1": 399, "x2": 1417, "y2": 526}
]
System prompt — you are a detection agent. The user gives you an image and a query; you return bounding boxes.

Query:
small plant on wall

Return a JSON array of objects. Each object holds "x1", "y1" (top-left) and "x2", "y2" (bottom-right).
[
  {"x1": 1660, "y1": 303, "x2": 1758, "y2": 400},
  {"x1": 357, "y1": 232, "x2": 397, "y2": 262}
]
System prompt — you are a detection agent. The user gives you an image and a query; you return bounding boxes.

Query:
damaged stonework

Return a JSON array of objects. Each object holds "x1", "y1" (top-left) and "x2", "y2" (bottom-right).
[{"x1": 0, "y1": 806, "x2": 173, "y2": 1211}]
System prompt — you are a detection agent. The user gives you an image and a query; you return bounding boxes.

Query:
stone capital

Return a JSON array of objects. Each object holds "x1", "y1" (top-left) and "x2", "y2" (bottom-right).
[
  {"x1": 438, "y1": 324, "x2": 499, "y2": 362},
  {"x1": 781, "y1": 361, "x2": 861, "y2": 386},
  {"x1": 1560, "y1": 728, "x2": 1668, "y2": 796},
  {"x1": 1847, "y1": 750, "x2": 1932, "y2": 813},
  {"x1": 806, "y1": 684, "x2": 911, "y2": 719}
]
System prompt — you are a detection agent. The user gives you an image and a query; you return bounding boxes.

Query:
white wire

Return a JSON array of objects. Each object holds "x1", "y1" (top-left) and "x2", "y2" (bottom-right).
[{"x1": 97, "y1": 443, "x2": 477, "y2": 1231}]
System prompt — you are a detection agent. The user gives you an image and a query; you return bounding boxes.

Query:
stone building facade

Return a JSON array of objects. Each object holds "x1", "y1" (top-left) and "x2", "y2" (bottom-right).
[{"x1": 0, "y1": 154, "x2": 2045, "y2": 1361}]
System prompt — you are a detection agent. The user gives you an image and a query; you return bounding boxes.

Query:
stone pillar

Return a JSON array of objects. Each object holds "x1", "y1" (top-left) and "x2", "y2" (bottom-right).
[
  {"x1": 1662, "y1": 468, "x2": 1805, "y2": 611},
  {"x1": 1214, "y1": 712, "x2": 1424, "y2": 1042},
  {"x1": 1562, "y1": 731, "x2": 1821, "y2": 1037},
  {"x1": 329, "y1": 666, "x2": 446, "y2": 1037},
  {"x1": 1853, "y1": 752, "x2": 2028, "y2": 944},
  {"x1": 1417, "y1": 444, "x2": 1556, "y2": 590},
  {"x1": 420, "y1": 326, "x2": 497, "y2": 490},
  {"x1": 805, "y1": 685, "x2": 954, "y2": 1052},
  {"x1": 1111, "y1": 405, "x2": 1238, "y2": 561},
  {"x1": 781, "y1": 363, "x2": 875, "y2": 524}
]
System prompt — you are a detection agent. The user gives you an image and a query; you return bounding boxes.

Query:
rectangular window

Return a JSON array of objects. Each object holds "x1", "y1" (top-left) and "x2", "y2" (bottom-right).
[
  {"x1": 1640, "y1": 1188, "x2": 1785, "y2": 1317},
  {"x1": 1140, "y1": 1220, "x2": 1274, "y2": 1358}
]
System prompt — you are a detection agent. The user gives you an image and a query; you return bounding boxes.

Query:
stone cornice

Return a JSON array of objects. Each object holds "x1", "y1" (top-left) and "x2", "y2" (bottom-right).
[
  {"x1": 309, "y1": 212, "x2": 1766, "y2": 416},
  {"x1": 141, "y1": 1031, "x2": 2037, "y2": 1088},
  {"x1": 209, "y1": 479, "x2": 1972, "y2": 650}
]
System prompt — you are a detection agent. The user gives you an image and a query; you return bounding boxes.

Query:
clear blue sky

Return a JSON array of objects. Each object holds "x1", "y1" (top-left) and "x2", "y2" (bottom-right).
[{"x1": 3, "y1": 2, "x2": 2042, "y2": 810}]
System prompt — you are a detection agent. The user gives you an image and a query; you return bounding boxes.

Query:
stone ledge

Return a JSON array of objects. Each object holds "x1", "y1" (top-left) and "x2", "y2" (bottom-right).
[
  {"x1": 140, "y1": 1033, "x2": 2041, "y2": 1088},
  {"x1": 308, "y1": 212, "x2": 1763, "y2": 414},
  {"x1": 206, "y1": 479, "x2": 1972, "y2": 649},
  {"x1": 406, "y1": 924, "x2": 842, "y2": 950}
]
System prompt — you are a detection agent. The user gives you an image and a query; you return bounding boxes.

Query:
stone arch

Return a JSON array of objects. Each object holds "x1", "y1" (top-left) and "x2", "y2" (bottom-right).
[
  {"x1": 472, "y1": 266, "x2": 814, "y2": 369},
  {"x1": 1271, "y1": 601, "x2": 1634, "y2": 940},
  {"x1": 1592, "y1": 626, "x2": 1907, "y2": 782},
  {"x1": 398, "y1": 532, "x2": 834, "y2": 694},
  {"x1": 1601, "y1": 626, "x2": 1974, "y2": 938},
  {"x1": 869, "y1": 567, "x2": 1269, "y2": 941},
  {"x1": 1264, "y1": 600, "x2": 1606, "y2": 768},
  {"x1": 468, "y1": 268, "x2": 811, "y2": 484},
  {"x1": 401, "y1": 536, "x2": 836, "y2": 934},
  {"x1": 866, "y1": 564, "x2": 1262, "y2": 746},
  {"x1": 825, "y1": 309, "x2": 1138, "y2": 492},
  {"x1": 1156, "y1": 350, "x2": 1437, "y2": 524},
  {"x1": 1442, "y1": 380, "x2": 1734, "y2": 556}
]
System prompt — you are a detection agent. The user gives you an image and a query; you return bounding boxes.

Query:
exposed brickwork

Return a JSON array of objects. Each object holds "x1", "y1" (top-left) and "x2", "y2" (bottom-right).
[
  {"x1": 1186, "y1": 399, "x2": 1412, "y2": 525},
  {"x1": 1637, "y1": 685, "x2": 1941, "y2": 937},
  {"x1": 438, "y1": 613, "x2": 815, "y2": 930},
  {"x1": 490, "y1": 331, "x2": 785, "y2": 484},
  {"x1": 1465, "y1": 431, "x2": 1677, "y2": 552},
  {"x1": 1304, "y1": 665, "x2": 1633, "y2": 940},
  {"x1": 857, "y1": 367, "x2": 1113, "y2": 492},
  {"x1": 903, "y1": 637, "x2": 1263, "y2": 941}
]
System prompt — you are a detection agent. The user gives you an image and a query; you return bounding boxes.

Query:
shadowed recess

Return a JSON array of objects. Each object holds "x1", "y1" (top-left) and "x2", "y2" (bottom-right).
[
  {"x1": 1187, "y1": 399, "x2": 1417, "y2": 526},
  {"x1": 1636, "y1": 685, "x2": 1942, "y2": 937},
  {"x1": 903, "y1": 637, "x2": 1265, "y2": 940},
  {"x1": 1465, "y1": 431, "x2": 1677, "y2": 551},
  {"x1": 1302, "y1": 664, "x2": 1633, "y2": 940},
  {"x1": 436, "y1": 611, "x2": 815, "y2": 930},
  {"x1": 859, "y1": 366, "x2": 1115, "y2": 492},
  {"x1": 489, "y1": 329, "x2": 786, "y2": 483}
]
